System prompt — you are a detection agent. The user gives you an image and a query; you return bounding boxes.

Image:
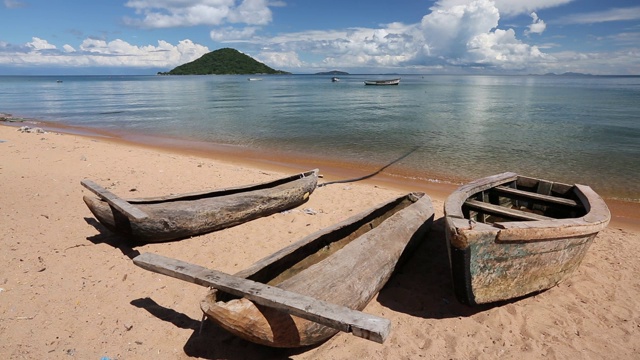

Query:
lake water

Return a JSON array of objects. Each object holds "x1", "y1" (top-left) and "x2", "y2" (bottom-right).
[{"x1": 1, "y1": 74, "x2": 639, "y2": 202}]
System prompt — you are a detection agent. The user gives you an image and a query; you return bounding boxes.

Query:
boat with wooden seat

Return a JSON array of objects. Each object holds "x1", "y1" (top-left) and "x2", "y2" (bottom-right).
[
  {"x1": 444, "y1": 172, "x2": 610, "y2": 305},
  {"x1": 81, "y1": 169, "x2": 318, "y2": 242}
]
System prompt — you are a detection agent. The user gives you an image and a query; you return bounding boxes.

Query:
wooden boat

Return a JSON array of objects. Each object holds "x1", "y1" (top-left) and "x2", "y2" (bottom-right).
[
  {"x1": 364, "y1": 78, "x2": 400, "y2": 86},
  {"x1": 197, "y1": 192, "x2": 434, "y2": 347},
  {"x1": 444, "y1": 172, "x2": 610, "y2": 305},
  {"x1": 81, "y1": 169, "x2": 319, "y2": 242}
]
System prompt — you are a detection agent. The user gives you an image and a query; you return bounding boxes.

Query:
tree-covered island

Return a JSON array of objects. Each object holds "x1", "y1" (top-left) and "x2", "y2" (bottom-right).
[{"x1": 157, "y1": 48, "x2": 290, "y2": 75}]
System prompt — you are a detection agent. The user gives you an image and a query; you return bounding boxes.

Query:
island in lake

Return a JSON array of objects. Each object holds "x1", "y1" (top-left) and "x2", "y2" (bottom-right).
[{"x1": 157, "y1": 48, "x2": 290, "y2": 75}]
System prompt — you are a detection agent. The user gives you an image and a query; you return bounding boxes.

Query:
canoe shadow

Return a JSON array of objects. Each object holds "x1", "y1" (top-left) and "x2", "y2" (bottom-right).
[
  {"x1": 377, "y1": 217, "x2": 497, "y2": 318},
  {"x1": 131, "y1": 297, "x2": 316, "y2": 359},
  {"x1": 83, "y1": 217, "x2": 141, "y2": 259}
]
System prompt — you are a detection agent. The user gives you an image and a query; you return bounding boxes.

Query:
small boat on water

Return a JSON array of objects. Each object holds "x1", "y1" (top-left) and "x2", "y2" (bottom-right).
[
  {"x1": 364, "y1": 78, "x2": 400, "y2": 86},
  {"x1": 444, "y1": 172, "x2": 610, "y2": 305},
  {"x1": 331, "y1": 77, "x2": 340, "y2": 82},
  {"x1": 134, "y1": 192, "x2": 433, "y2": 347},
  {"x1": 82, "y1": 169, "x2": 319, "y2": 242},
  {"x1": 247, "y1": 77, "x2": 263, "y2": 81}
]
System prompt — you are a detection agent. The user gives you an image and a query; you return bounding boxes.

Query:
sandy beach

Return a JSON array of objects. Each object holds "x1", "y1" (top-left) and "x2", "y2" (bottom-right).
[{"x1": 1, "y1": 123, "x2": 639, "y2": 359}]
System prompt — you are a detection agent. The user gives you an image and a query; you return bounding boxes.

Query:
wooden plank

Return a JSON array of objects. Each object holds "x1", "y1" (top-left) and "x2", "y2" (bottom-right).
[
  {"x1": 464, "y1": 199, "x2": 554, "y2": 221},
  {"x1": 494, "y1": 186, "x2": 579, "y2": 207},
  {"x1": 536, "y1": 180, "x2": 553, "y2": 195},
  {"x1": 81, "y1": 179, "x2": 148, "y2": 220},
  {"x1": 132, "y1": 252, "x2": 390, "y2": 344}
]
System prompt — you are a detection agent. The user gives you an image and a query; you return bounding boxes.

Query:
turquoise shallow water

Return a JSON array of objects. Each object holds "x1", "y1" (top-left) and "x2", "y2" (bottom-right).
[{"x1": 1, "y1": 74, "x2": 639, "y2": 201}]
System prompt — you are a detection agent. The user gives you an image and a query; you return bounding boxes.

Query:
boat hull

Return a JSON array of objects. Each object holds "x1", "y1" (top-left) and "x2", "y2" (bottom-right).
[
  {"x1": 444, "y1": 172, "x2": 610, "y2": 305},
  {"x1": 364, "y1": 78, "x2": 400, "y2": 85},
  {"x1": 83, "y1": 169, "x2": 318, "y2": 242},
  {"x1": 201, "y1": 192, "x2": 434, "y2": 347}
]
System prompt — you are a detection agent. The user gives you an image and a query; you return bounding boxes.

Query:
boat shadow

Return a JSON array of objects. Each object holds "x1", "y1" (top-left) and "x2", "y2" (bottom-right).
[
  {"x1": 83, "y1": 217, "x2": 141, "y2": 259},
  {"x1": 131, "y1": 297, "x2": 317, "y2": 359},
  {"x1": 377, "y1": 217, "x2": 498, "y2": 318}
]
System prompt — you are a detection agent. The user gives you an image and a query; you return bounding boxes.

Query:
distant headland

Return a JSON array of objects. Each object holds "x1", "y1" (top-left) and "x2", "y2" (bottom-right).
[
  {"x1": 157, "y1": 48, "x2": 290, "y2": 76},
  {"x1": 315, "y1": 70, "x2": 349, "y2": 75}
]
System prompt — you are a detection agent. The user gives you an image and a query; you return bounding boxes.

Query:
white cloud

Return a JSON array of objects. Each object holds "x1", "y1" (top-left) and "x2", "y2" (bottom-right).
[
  {"x1": 257, "y1": 51, "x2": 303, "y2": 68},
  {"x1": 0, "y1": 37, "x2": 210, "y2": 68},
  {"x1": 210, "y1": 26, "x2": 259, "y2": 42},
  {"x1": 556, "y1": 6, "x2": 640, "y2": 24},
  {"x1": 4, "y1": 0, "x2": 27, "y2": 9},
  {"x1": 257, "y1": 0, "x2": 548, "y2": 72},
  {"x1": 525, "y1": 12, "x2": 546, "y2": 36},
  {"x1": 124, "y1": 0, "x2": 272, "y2": 28},
  {"x1": 434, "y1": 0, "x2": 574, "y2": 17},
  {"x1": 27, "y1": 37, "x2": 57, "y2": 50}
]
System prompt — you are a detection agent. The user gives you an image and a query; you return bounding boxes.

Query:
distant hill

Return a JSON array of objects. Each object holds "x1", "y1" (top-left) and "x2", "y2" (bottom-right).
[
  {"x1": 158, "y1": 48, "x2": 290, "y2": 75},
  {"x1": 538, "y1": 72, "x2": 594, "y2": 77},
  {"x1": 315, "y1": 70, "x2": 349, "y2": 75}
]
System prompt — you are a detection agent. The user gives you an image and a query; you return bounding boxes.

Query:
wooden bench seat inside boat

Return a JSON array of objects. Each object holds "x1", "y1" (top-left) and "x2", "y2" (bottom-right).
[
  {"x1": 464, "y1": 199, "x2": 555, "y2": 222},
  {"x1": 493, "y1": 185, "x2": 579, "y2": 207}
]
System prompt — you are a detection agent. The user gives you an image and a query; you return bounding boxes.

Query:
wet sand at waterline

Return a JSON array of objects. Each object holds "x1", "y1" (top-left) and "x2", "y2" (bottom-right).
[{"x1": 1, "y1": 124, "x2": 639, "y2": 359}]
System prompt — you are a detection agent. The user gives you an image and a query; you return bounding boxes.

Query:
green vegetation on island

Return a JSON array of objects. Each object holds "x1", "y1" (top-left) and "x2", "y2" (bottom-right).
[{"x1": 158, "y1": 48, "x2": 290, "y2": 75}]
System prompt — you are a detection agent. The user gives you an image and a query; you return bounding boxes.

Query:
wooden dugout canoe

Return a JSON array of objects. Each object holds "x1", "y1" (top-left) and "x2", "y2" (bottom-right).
[
  {"x1": 444, "y1": 172, "x2": 610, "y2": 305},
  {"x1": 82, "y1": 169, "x2": 318, "y2": 242},
  {"x1": 200, "y1": 192, "x2": 434, "y2": 347}
]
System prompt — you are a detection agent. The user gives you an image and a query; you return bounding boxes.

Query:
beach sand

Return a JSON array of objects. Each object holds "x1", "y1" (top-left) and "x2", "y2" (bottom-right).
[{"x1": 1, "y1": 123, "x2": 639, "y2": 359}]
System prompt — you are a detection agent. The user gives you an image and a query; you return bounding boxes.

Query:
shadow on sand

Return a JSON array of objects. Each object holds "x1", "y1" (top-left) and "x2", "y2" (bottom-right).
[
  {"x1": 377, "y1": 217, "x2": 523, "y2": 318},
  {"x1": 130, "y1": 297, "x2": 318, "y2": 359},
  {"x1": 84, "y1": 217, "x2": 141, "y2": 258}
]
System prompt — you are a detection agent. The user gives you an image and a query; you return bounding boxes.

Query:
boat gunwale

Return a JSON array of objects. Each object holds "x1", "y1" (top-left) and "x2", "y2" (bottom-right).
[{"x1": 123, "y1": 168, "x2": 318, "y2": 204}]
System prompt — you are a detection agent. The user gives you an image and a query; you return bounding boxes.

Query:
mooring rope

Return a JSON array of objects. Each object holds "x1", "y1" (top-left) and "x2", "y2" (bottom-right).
[{"x1": 317, "y1": 146, "x2": 421, "y2": 187}]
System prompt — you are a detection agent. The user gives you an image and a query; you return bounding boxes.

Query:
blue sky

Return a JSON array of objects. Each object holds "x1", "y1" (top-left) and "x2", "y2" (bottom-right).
[{"x1": 1, "y1": 0, "x2": 639, "y2": 75}]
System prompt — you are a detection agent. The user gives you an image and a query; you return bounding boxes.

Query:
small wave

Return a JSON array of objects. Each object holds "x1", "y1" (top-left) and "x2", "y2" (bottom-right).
[{"x1": 99, "y1": 111, "x2": 126, "y2": 115}]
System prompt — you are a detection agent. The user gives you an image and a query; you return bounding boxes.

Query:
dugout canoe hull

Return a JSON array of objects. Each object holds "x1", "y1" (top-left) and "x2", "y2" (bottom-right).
[
  {"x1": 82, "y1": 169, "x2": 318, "y2": 242},
  {"x1": 444, "y1": 172, "x2": 610, "y2": 305},
  {"x1": 201, "y1": 192, "x2": 434, "y2": 347}
]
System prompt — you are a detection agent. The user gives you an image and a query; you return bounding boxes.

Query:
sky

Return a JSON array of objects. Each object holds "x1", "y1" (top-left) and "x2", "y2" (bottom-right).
[{"x1": 1, "y1": 0, "x2": 639, "y2": 75}]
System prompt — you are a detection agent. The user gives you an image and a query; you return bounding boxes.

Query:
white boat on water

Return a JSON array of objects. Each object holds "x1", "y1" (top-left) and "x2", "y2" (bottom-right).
[
  {"x1": 248, "y1": 78, "x2": 263, "y2": 81},
  {"x1": 331, "y1": 77, "x2": 340, "y2": 82},
  {"x1": 364, "y1": 78, "x2": 400, "y2": 86}
]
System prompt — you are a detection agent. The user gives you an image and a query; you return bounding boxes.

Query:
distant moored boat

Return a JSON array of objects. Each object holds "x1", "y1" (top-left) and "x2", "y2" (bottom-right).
[{"x1": 364, "y1": 78, "x2": 400, "y2": 86}]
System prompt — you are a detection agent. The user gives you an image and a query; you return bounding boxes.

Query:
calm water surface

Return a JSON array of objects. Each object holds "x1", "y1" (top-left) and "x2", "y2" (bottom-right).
[{"x1": 1, "y1": 74, "x2": 638, "y2": 201}]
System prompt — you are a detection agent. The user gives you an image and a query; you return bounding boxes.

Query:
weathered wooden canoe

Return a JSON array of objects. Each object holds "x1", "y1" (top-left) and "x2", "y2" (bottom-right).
[
  {"x1": 82, "y1": 169, "x2": 319, "y2": 242},
  {"x1": 444, "y1": 172, "x2": 610, "y2": 305},
  {"x1": 200, "y1": 192, "x2": 434, "y2": 347}
]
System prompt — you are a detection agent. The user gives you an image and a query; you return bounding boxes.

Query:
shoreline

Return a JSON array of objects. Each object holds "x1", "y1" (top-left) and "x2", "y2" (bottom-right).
[
  {"x1": 2, "y1": 120, "x2": 638, "y2": 231},
  {"x1": 2, "y1": 122, "x2": 639, "y2": 359}
]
